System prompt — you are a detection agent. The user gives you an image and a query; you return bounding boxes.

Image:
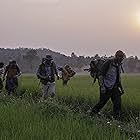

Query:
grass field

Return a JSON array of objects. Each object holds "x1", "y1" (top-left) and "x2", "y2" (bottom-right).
[{"x1": 0, "y1": 74, "x2": 140, "y2": 140}]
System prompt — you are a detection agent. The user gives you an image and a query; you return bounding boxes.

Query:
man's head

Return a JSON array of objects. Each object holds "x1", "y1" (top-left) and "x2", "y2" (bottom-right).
[
  {"x1": 45, "y1": 55, "x2": 53, "y2": 63},
  {"x1": 115, "y1": 50, "x2": 126, "y2": 64},
  {"x1": 90, "y1": 59, "x2": 98, "y2": 68},
  {"x1": 9, "y1": 60, "x2": 16, "y2": 65}
]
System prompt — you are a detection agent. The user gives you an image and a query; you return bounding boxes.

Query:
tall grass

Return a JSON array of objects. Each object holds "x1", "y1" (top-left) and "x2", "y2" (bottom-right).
[
  {"x1": 0, "y1": 97, "x2": 128, "y2": 140},
  {"x1": 0, "y1": 74, "x2": 140, "y2": 139}
]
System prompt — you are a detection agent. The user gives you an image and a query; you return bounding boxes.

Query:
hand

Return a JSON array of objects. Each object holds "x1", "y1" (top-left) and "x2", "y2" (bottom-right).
[
  {"x1": 57, "y1": 76, "x2": 60, "y2": 80},
  {"x1": 121, "y1": 89, "x2": 125, "y2": 95},
  {"x1": 119, "y1": 87, "x2": 124, "y2": 95}
]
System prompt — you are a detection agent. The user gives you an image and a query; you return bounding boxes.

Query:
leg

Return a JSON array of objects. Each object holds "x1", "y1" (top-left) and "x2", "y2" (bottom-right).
[
  {"x1": 5, "y1": 78, "x2": 12, "y2": 95},
  {"x1": 111, "y1": 88, "x2": 121, "y2": 119},
  {"x1": 42, "y1": 84, "x2": 49, "y2": 99},
  {"x1": 48, "y1": 82, "x2": 55, "y2": 98},
  {"x1": 91, "y1": 91, "x2": 111, "y2": 114},
  {"x1": 12, "y1": 88, "x2": 18, "y2": 96},
  {"x1": 9, "y1": 78, "x2": 18, "y2": 96},
  {"x1": 13, "y1": 78, "x2": 18, "y2": 96}
]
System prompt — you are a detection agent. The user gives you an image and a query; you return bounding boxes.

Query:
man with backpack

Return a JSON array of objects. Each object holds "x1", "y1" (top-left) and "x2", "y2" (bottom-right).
[
  {"x1": 59, "y1": 65, "x2": 76, "y2": 86},
  {"x1": 3, "y1": 60, "x2": 21, "y2": 95},
  {"x1": 36, "y1": 55, "x2": 59, "y2": 99},
  {"x1": 90, "y1": 50, "x2": 126, "y2": 119}
]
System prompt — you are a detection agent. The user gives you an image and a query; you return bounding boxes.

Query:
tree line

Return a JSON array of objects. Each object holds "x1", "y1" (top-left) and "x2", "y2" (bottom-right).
[{"x1": 0, "y1": 48, "x2": 140, "y2": 73}]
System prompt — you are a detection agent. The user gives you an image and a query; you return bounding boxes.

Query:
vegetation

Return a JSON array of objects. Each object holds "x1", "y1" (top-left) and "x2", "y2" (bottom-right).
[
  {"x1": 0, "y1": 74, "x2": 140, "y2": 139},
  {"x1": 0, "y1": 48, "x2": 140, "y2": 73}
]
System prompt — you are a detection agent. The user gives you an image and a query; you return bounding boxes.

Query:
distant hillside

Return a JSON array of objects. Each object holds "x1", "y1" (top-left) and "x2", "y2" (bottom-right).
[
  {"x1": 0, "y1": 48, "x2": 92, "y2": 73},
  {"x1": 0, "y1": 48, "x2": 140, "y2": 73}
]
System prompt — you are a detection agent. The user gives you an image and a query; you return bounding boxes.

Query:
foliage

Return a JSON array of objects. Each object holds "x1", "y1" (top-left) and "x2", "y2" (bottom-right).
[
  {"x1": 0, "y1": 48, "x2": 140, "y2": 73},
  {"x1": 0, "y1": 74, "x2": 140, "y2": 139}
]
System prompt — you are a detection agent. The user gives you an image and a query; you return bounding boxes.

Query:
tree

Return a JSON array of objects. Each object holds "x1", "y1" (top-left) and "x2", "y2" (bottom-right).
[
  {"x1": 71, "y1": 52, "x2": 77, "y2": 58},
  {"x1": 23, "y1": 49, "x2": 40, "y2": 73}
]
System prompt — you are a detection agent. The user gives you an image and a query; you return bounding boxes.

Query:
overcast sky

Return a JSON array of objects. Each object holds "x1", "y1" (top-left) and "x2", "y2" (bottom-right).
[{"x1": 0, "y1": 0, "x2": 140, "y2": 57}]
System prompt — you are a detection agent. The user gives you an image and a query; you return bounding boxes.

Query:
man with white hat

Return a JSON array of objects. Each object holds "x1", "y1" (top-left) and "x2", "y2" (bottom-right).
[{"x1": 37, "y1": 55, "x2": 59, "y2": 99}]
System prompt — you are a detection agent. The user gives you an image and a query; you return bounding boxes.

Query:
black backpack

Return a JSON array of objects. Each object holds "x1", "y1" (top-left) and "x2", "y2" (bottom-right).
[
  {"x1": 89, "y1": 57, "x2": 124, "y2": 83},
  {"x1": 37, "y1": 62, "x2": 55, "y2": 84},
  {"x1": 88, "y1": 57, "x2": 108, "y2": 83}
]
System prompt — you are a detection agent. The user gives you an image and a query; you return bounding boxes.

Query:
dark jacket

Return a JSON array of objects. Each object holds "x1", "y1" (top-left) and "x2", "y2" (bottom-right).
[
  {"x1": 37, "y1": 61, "x2": 58, "y2": 84},
  {"x1": 4, "y1": 64, "x2": 21, "y2": 78},
  {"x1": 99, "y1": 58, "x2": 123, "y2": 92}
]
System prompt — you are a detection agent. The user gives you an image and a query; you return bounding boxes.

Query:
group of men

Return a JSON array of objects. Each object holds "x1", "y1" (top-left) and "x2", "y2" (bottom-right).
[
  {"x1": 0, "y1": 55, "x2": 76, "y2": 99},
  {"x1": 36, "y1": 55, "x2": 76, "y2": 99},
  {"x1": 0, "y1": 50, "x2": 126, "y2": 119}
]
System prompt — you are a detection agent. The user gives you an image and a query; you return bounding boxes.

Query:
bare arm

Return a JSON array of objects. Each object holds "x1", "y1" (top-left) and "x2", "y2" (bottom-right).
[{"x1": 16, "y1": 65, "x2": 22, "y2": 77}]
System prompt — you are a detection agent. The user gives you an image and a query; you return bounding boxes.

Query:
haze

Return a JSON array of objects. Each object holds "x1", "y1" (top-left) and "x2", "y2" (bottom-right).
[{"x1": 0, "y1": 0, "x2": 140, "y2": 57}]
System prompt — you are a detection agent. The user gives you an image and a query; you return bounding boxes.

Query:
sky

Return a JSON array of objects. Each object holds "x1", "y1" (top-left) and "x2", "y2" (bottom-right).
[{"x1": 0, "y1": 0, "x2": 140, "y2": 57}]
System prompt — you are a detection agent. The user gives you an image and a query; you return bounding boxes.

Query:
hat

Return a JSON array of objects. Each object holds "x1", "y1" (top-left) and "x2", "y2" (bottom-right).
[
  {"x1": 46, "y1": 55, "x2": 53, "y2": 61},
  {"x1": 64, "y1": 65, "x2": 70, "y2": 69}
]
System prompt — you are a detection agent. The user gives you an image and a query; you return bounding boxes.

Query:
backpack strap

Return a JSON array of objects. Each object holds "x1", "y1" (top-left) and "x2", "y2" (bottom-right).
[{"x1": 120, "y1": 64, "x2": 124, "y2": 73}]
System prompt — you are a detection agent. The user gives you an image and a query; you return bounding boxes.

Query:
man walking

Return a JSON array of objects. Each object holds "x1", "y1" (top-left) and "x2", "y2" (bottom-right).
[
  {"x1": 3, "y1": 60, "x2": 21, "y2": 95},
  {"x1": 37, "y1": 55, "x2": 59, "y2": 99},
  {"x1": 59, "y1": 65, "x2": 76, "y2": 86},
  {"x1": 90, "y1": 50, "x2": 125, "y2": 119}
]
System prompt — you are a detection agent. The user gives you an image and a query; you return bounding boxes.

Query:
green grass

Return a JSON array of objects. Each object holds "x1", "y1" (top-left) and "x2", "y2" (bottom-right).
[{"x1": 0, "y1": 74, "x2": 140, "y2": 139}]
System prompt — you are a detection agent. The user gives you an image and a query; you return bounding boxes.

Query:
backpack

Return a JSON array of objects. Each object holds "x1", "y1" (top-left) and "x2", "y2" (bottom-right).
[
  {"x1": 6, "y1": 64, "x2": 21, "y2": 78},
  {"x1": 37, "y1": 62, "x2": 56, "y2": 84},
  {"x1": 89, "y1": 57, "x2": 109, "y2": 83},
  {"x1": 89, "y1": 57, "x2": 124, "y2": 83}
]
